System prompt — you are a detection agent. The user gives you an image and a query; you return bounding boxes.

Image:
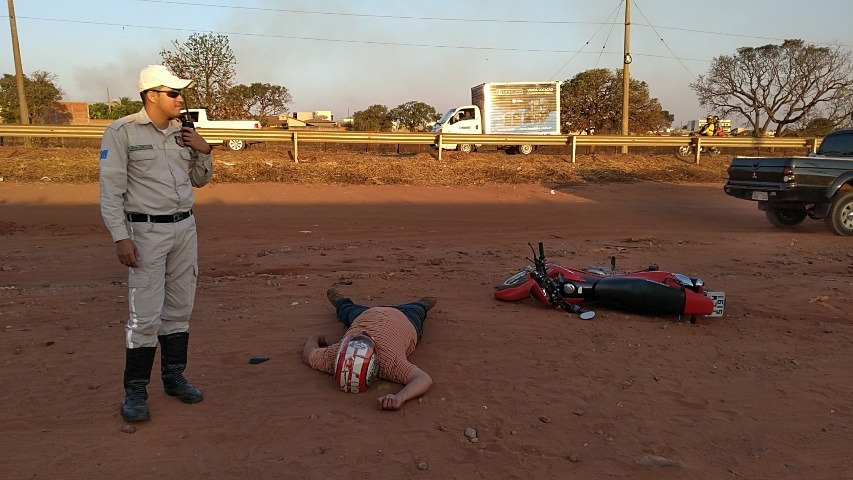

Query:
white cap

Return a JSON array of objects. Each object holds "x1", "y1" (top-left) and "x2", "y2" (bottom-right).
[{"x1": 137, "y1": 65, "x2": 194, "y2": 93}]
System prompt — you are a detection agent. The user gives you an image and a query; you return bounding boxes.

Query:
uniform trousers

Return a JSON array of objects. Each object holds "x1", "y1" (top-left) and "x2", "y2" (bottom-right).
[{"x1": 125, "y1": 215, "x2": 198, "y2": 348}]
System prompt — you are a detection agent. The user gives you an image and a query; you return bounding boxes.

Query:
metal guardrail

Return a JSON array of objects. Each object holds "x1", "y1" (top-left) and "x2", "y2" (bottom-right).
[{"x1": 0, "y1": 124, "x2": 821, "y2": 164}]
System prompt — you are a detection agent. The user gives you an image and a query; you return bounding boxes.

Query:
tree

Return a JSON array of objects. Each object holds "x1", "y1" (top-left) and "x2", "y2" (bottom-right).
[
  {"x1": 793, "y1": 117, "x2": 838, "y2": 137},
  {"x1": 690, "y1": 40, "x2": 853, "y2": 137},
  {"x1": 389, "y1": 101, "x2": 440, "y2": 131},
  {"x1": 89, "y1": 97, "x2": 143, "y2": 120},
  {"x1": 351, "y1": 104, "x2": 392, "y2": 131},
  {"x1": 220, "y1": 83, "x2": 292, "y2": 126},
  {"x1": 560, "y1": 69, "x2": 672, "y2": 134},
  {"x1": 160, "y1": 33, "x2": 236, "y2": 119},
  {"x1": 0, "y1": 70, "x2": 64, "y2": 124}
]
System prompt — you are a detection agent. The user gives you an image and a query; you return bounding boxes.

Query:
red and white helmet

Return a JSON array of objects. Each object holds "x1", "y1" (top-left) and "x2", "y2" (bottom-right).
[{"x1": 334, "y1": 332, "x2": 379, "y2": 393}]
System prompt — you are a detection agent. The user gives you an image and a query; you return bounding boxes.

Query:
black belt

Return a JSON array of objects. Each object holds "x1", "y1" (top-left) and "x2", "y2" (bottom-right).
[{"x1": 126, "y1": 210, "x2": 193, "y2": 223}]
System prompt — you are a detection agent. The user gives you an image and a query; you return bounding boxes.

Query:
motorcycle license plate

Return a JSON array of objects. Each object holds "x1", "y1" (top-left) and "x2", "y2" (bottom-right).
[
  {"x1": 705, "y1": 291, "x2": 726, "y2": 317},
  {"x1": 751, "y1": 191, "x2": 769, "y2": 201}
]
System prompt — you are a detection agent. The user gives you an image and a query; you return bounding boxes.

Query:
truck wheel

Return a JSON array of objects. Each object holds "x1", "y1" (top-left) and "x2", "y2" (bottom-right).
[
  {"x1": 824, "y1": 190, "x2": 853, "y2": 236},
  {"x1": 226, "y1": 139, "x2": 246, "y2": 151},
  {"x1": 458, "y1": 144, "x2": 474, "y2": 153},
  {"x1": 517, "y1": 144, "x2": 534, "y2": 155},
  {"x1": 765, "y1": 207, "x2": 807, "y2": 228}
]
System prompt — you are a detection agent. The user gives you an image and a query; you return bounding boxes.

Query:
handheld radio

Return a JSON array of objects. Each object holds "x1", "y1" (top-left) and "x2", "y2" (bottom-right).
[{"x1": 179, "y1": 90, "x2": 194, "y2": 129}]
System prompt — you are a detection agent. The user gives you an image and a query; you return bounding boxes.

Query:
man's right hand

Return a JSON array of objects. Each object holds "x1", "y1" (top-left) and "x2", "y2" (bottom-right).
[{"x1": 115, "y1": 238, "x2": 139, "y2": 267}]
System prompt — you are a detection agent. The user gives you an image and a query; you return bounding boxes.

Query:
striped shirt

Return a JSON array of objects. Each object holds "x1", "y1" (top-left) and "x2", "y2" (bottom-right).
[{"x1": 309, "y1": 307, "x2": 418, "y2": 384}]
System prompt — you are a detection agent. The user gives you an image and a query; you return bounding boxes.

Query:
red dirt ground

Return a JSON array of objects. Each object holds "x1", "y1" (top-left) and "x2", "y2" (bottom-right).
[{"x1": 1, "y1": 181, "x2": 850, "y2": 479}]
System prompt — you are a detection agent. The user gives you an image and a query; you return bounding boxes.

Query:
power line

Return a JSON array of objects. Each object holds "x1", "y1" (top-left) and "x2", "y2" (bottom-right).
[
  {"x1": 551, "y1": 1, "x2": 624, "y2": 79},
  {"x1": 631, "y1": 1, "x2": 697, "y2": 81},
  {"x1": 133, "y1": 0, "x2": 617, "y2": 25},
  {"x1": 133, "y1": 0, "x2": 849, "y2": 47},
  {"x1": 6, "y1": 15, "x2": 708, "y2": 61},
  {"x1": 594, "y1": 2, "x2": 622, "y2": 69},
  {"x1": 0, "y1": 15, "x2": 607, "y2": 55}
]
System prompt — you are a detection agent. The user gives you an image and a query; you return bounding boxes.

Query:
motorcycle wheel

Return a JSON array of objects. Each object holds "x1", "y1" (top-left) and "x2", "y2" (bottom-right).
[
  {"x1": 494, "y1": 268, "x2": 538, "y2": 301},
  {"x1": 495, "y1": 269, "x2": 532, "y2": 291},
  {"x1": 677, "y1": 145, "x2": 692, "y2": 157},
  {"x1": 765, "y1": 207, "x2": 807, "y2": 227}
]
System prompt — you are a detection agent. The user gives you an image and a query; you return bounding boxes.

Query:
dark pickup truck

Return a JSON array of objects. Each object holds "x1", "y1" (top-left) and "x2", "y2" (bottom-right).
[{"x1": 723, "y1": 129, "x2": 853, "y2": 235}]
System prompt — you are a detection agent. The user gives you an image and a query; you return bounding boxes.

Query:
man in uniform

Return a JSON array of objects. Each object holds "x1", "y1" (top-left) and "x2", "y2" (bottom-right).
[{"x1": 99, "y1": 65, "x2": 213, "y2": 422}]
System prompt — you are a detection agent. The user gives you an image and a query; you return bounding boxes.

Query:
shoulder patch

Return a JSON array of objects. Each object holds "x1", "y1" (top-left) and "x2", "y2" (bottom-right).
[
  {"x1": 128, "y1": 144, "x2": 154, "y2": 152},
  {"x1": 100, "y1": 149, "x2": 108, "y2": 159}
]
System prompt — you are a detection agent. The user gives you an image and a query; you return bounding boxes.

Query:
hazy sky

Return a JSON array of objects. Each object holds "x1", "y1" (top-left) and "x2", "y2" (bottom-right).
[{"x1": 2, "y1": 0, "x2": 851, "y2": 125}]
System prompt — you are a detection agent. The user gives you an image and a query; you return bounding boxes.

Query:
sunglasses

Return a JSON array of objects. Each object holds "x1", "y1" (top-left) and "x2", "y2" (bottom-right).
[{"x1": 149, "y1": 89, "x2": 182, "y2": 98}]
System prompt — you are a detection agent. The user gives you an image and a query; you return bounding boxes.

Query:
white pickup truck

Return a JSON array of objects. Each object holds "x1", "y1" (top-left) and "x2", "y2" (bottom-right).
[{"x1": 184, "y1": 108, "x2": 261, "y2": 151}]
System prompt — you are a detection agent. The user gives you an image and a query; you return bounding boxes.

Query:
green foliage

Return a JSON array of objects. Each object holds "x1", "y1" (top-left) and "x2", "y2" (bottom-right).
[
  {"x1": 560, "y1": 69, "x2": 672, "y2": 134},
  {"x1": 389, "y1": 101, "x2": 440, "y2": 131},
  {"x1": 791, "y1": 118, "x2": 838, "y2": 137},
  {"x1": 220, "y1": 83, "x2": 292, "y2": 126},
  {"x1": 160, "y1": 33, "x2": 236, "y2": 119},
  {"x1": 0, "y1": 70, "x2": 65, "y2": 124},
  {"x1": 351, "y1": 104, "x2": 392, "y2": 131},
  {"x1": 691, "y1": 39, "x2": 853, "y2": 136},
  {"x1": 89, "y1": 97, "x2": 143, "y2": 119}
]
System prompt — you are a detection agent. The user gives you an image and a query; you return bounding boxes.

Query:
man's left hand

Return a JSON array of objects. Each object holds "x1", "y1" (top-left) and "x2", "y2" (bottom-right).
[{"x1": 181, "y1": 127, "x2": 212, "y2": 154}]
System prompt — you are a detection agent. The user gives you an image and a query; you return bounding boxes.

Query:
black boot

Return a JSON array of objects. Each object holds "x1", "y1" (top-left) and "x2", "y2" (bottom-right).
[
  {"x1": 121, "y1": 347, "x2": 156, "y2": 422},
  {"x1": 158, "y1": 332, "x2": 203, "y2": 404}
]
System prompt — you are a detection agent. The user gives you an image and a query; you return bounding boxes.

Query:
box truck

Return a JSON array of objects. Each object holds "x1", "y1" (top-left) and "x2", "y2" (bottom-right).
[{"x1": 432, "y1": 81, "x2": 561, "y2": 154}]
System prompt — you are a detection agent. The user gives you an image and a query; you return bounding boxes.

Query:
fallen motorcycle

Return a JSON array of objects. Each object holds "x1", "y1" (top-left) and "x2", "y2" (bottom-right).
[{"x1": 494, "y1": 242, "x2": 726, "y2": 322}]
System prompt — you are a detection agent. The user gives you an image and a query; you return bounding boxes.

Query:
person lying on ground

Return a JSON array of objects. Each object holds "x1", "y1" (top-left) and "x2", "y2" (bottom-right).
[{"x1": 302, "y1": 288, "x2": 437, "y2": 411}]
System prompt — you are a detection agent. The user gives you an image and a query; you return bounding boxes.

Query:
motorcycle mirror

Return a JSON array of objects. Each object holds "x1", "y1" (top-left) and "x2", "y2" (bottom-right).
[{"x1": 579, "y1": 310, "x2": 596, "y2": 320}]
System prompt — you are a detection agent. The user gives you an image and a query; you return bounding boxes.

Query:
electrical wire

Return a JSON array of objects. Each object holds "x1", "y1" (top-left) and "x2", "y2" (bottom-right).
[
  {"x1": 631, "y1": 1, "x2": 697, "y2": 80},
  {"x1": 595, "y1": 2, "x2": 622, "y2": 69},
  {"x1": 132, "y1": 0, "x2": 847, "y2": 47},
  {"x1": 550, "y1": 1, "x2": 624, "y2": 80},
  {"x1": 133, "y1": 0, "x2": 616, "y2": 25}
]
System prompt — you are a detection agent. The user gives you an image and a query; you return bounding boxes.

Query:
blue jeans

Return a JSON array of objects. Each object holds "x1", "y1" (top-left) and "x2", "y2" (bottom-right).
[{"x1": 334, "y1": 297, "x2": 428, "y2": 343}]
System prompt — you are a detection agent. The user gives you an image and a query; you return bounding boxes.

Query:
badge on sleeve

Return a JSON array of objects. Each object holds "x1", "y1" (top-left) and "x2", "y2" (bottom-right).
[{"x1": 100, "y1": 149, "x2": 109, "y2": 159}]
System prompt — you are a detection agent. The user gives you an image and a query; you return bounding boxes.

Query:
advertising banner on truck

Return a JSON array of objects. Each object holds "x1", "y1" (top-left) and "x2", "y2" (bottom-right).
[{"x1": 472, "y1": 82, "x2": 560, "y2": 134}]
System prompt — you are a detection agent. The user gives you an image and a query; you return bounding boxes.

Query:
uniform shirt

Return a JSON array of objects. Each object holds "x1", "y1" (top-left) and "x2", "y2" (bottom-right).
[
  {"x1": 99, "y1": 108, "x2": 214, "y2": 243},
  {"x1": 309, "y1": 307, "x2": 419, "y2": 384}
]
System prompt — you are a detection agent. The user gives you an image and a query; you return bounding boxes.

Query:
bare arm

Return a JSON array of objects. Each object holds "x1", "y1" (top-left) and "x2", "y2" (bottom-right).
[
  {"x1": 377, "y1": 367, "x2": 432, "y2": 411},
  {"x1": 301, "y1": 334, "x2": 327, "y2": 365}
]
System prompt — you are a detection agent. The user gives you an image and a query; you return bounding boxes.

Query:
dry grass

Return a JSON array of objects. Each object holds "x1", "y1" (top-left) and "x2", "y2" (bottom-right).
[{"x1": 0, "y1": 143, "x2": 739, "y2": 186}]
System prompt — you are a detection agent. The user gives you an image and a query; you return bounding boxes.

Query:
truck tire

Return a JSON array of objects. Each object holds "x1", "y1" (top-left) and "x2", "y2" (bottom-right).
[
  {"x1": 457, "y1": 144, "x2": 474, "y2": 153},
  {"x1": 516, "y1": 144, "x2": 534, "y2": 155},
  {"x1": 765, "y1": 207, "x2": 807, "y2": 228},
  {"x1": 226, "y1": 139, "x2": 246, "y2": 151},
  {"x1": 824, "y1": 190, "x2": 853, "y2": 236}
]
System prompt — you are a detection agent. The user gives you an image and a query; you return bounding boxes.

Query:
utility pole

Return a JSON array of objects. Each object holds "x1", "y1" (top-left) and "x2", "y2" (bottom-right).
[
  {"x1": 621, "y1": 0, "x2": 631, "y2": 153},
  {"x1": 7, "y1": 0, "x2": 30, "y2": 124}
]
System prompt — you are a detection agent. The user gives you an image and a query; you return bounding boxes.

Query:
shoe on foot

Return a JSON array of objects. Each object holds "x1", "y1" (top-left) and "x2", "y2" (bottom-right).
[
  {"x1": 418, "y1": 297, "x2": 437, "y2": 311},
  {"x1": 327, "y1": 288, "x2": 344, "y2": 306},
  {"x1": 121, "y1": 395, "x2": 150, "y2": 422}
]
